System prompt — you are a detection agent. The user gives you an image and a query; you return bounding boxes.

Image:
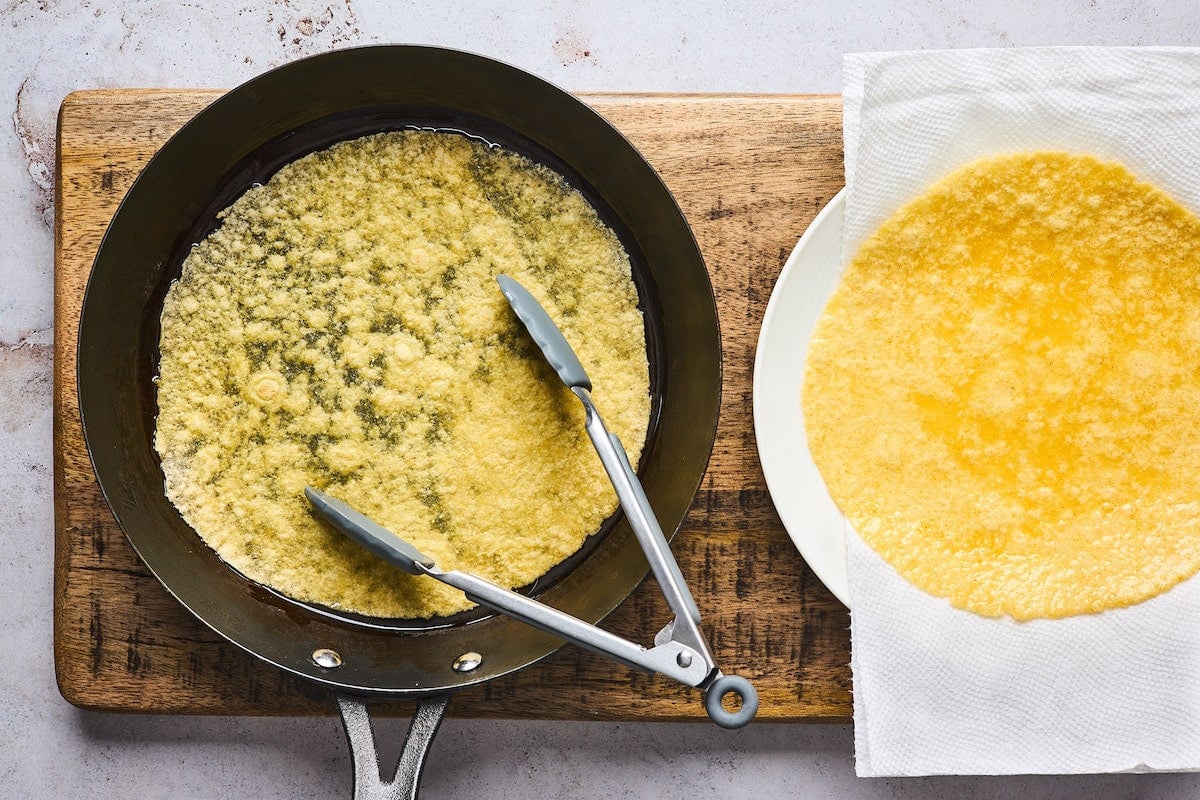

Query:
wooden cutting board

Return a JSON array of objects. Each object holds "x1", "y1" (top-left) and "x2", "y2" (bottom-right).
[{"x1": 53, "y1": 89, "x2": 850, "y2": 720}]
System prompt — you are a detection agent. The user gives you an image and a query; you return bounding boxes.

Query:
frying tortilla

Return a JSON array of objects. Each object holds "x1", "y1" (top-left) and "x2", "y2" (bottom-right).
[{"x1": 155, "y1": 130, "x2": 650, "y2": 619}]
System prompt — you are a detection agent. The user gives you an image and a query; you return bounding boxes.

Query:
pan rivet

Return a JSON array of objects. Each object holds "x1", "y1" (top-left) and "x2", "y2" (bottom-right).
[
  {"x1": 453, "y1": 652, "x2": 483, "y2": 673},
  {"x1": 312, "y1": 648, "x2": 343, "y2": 669},
  {"x1": 676, "y1": 651, "x2": 693, "y2": 668}
]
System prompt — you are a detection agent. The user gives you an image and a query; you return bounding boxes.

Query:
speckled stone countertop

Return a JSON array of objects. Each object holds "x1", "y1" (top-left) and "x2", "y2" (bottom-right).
[{"x1": 6, "y1": 2, "x2": 1200, "y2": 797}]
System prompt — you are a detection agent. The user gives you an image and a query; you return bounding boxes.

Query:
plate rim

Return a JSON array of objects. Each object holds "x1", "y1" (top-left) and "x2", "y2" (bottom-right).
[{"x1": 752, "y1": 190, "x2": 851, "y2": 607}]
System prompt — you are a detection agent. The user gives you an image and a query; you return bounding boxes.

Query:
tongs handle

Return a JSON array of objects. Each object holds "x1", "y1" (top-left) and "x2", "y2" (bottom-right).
[
  {"x1": 432, "y1": 563, "x2": 712, "y2": 686},
  {"x1": 572, "y1": 394, "x2": 759, "y2": 728},
  {"x1": 494, "y1": 274, "x2": 757, "y2": 727},
  {"x1": 306, "y1": 487, "x2": 758, "y2": 727},
  {"x1": 573, "y1": 387, "x2": 701, "y2": 625},
  {"x1": 305, "y1": 486, "x2": 710, "y2": 685}
]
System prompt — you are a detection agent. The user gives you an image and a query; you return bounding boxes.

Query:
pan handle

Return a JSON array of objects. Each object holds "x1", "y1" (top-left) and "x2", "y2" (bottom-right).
[{"x1": 335, "y1": 691, "x2": 451, "y2": 800}]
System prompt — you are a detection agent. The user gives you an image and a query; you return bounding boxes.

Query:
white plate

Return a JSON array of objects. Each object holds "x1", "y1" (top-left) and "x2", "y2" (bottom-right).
[{"x1": 752, "y1": 190, "x2": 852, "y2": 607}]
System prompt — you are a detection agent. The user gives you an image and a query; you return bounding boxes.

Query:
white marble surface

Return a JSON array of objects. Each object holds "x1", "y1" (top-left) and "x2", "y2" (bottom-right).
[{"x1": 6, "y1": 2, "x2": 1200, "y2": 797}]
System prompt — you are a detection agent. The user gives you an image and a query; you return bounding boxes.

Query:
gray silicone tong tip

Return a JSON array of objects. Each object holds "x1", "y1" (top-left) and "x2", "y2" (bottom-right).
[
  {"x1": 305, "y1": 486, "x2": 435, "y2": 575},
  {"x1": 496, "y1": 274, "x2": 591, "y2": 390}
]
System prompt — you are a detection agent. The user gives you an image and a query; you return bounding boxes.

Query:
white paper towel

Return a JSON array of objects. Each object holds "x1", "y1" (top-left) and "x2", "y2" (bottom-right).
[{"x1": 843, "y1": 47, "x2": 1200, "y2": 777}]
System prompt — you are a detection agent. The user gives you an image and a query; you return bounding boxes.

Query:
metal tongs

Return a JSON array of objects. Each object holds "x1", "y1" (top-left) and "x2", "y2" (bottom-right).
[{"x1": 306, "y1": 275, "x2": 756, "y2": 728}]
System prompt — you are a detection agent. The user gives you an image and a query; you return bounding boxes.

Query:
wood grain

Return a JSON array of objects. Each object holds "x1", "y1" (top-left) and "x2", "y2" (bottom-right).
[{"x1": 53, "y1": 89, "x2": 850, "y2": 719}]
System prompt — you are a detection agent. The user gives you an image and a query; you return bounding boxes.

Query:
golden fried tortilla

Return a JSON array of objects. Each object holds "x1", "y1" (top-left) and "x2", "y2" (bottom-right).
[{"x1": 804, "y1": 152, "x2": 1200, "y2": 619}]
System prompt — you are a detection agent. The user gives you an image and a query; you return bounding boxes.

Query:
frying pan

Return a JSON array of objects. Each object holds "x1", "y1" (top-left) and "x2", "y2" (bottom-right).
[{"x1": 77, "y1": 45, "x2": 721, "y2": 798}]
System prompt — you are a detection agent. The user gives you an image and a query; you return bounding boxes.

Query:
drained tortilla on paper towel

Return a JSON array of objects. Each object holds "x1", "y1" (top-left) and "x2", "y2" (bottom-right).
[
  {"x1": 804, "y1": 152, "x2": 1200, "y2": 620},
  {"x1": 155, "y1": 130, "x2": 650, "y2": 619}
]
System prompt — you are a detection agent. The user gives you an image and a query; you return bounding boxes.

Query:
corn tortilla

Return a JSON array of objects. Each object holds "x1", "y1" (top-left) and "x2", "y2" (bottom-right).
[
  {"x1": 155, "y1": 130, "x2": 650, "y2": 619},
  {"x1": 804, "y1": 152, "x2": 1200, "y2": 620}
]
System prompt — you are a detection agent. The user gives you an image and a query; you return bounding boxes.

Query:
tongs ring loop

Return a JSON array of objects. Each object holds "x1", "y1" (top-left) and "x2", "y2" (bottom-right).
[{"x1": 704, "y1": 674, "x2": 759, "y2": 729}]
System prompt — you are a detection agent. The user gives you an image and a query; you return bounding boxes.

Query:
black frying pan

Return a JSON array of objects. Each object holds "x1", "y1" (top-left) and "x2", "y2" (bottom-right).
[{"x1": 78, "y1": 45, "x2": 721, "y2": 799}]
